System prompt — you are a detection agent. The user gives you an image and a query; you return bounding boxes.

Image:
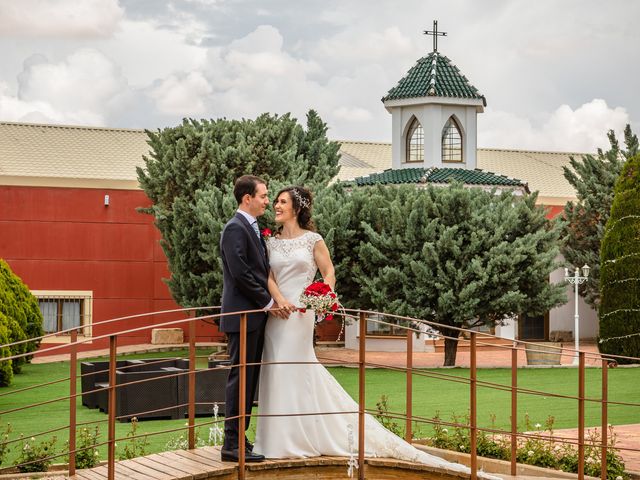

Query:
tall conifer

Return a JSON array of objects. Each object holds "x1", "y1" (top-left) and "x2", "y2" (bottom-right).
[
  {"x1": 562, "y1": 125, "x2": 638, "y2": 308},
  {"x1": 137, "y1": 111, "x2": 340, "y2": 310},
  {"x1": 599, "y1": 153, "x2": 640, "y2": 362}
]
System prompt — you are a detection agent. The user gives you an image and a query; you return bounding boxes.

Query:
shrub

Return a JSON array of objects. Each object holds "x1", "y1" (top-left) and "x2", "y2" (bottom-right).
[
  {"x1": 0, "y1": 259, "x2": 44, "y2": 385},
  {"x1": 0, "y1": 422, "x2": 11, "y2": 466},
  {"x1": 14, "y1": 435, "x2": 57, "y2": 473},
  {"x1": 117, "y1": 418, "x2": 149, "y2": 460},
  {"x1": 430, "y1": 412, "x2": 628, "y2": 479},
  {"x1": 599, "y1": 153, "x2": 640, "y2": 362},
  {"x1": 374, "y1": 395, "x2": 404, "y2": 438},
  {"x1": 67, "y1": 426, "x2": 100, "y2": 470}
]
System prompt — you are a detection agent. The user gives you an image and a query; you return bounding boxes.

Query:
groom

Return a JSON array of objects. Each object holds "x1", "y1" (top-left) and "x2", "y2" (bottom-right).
[{"x1": 219, "y1": 175, "x2": 272, "y2": 462}]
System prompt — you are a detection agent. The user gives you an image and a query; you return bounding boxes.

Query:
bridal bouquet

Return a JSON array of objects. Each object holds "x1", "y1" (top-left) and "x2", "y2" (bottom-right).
[{"x1": 299, "y1": 281, "x2": 340, "y2": 322}]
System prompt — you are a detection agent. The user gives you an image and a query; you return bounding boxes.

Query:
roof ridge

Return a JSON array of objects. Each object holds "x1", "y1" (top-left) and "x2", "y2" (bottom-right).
[
  {"x1": 478, "y1": 146, "x2": 589, "y2": 155},
  {"x1": 0, "y1": 120, "x2": 146, "y2": 134}
]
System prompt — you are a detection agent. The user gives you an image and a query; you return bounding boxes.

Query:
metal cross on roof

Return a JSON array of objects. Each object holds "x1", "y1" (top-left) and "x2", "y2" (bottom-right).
[{"x1": 423, "y1": 20, "x2": 447, "y2": 53}]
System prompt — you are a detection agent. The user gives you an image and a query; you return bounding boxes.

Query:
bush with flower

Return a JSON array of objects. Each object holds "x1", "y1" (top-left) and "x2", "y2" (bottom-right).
[
  {"x1": 0, "y1": 422, "x2": 11, "y2": 466},
  {"x1": 428, "y1": 411, "x2": 629, "y2": 479},
  {"x1": 117, "y1": 417, "x2": 149, "y2": 461},
  {"x1": 14, "y1": 435, "x2": 57, "y2": 473},
  {"x1": 66, "y1": 426, "x2": 100, "y2": 470}
]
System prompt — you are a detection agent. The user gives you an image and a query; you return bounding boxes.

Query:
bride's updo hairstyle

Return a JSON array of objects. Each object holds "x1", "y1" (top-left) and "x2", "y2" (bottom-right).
[{"x1": 276, "y1": 186, "x2": 316, "y2": 232}]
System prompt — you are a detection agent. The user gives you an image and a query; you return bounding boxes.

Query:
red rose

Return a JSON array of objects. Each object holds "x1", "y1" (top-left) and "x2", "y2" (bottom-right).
[
  {"x1": 330, "y1": 303, "x2": 338, "y2": 312},
  {"x1": 298, "y1": 308, "x2": 306, "y2": 313},
  {"x1": 261, "y1": 228, "x2": 272, "y2": 238},
  {"x1": 325, "y1": 314, "x2": 334, "y2": 322}
]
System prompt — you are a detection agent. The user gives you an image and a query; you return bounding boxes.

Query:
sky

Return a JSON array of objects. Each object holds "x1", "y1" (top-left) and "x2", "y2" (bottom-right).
[{"x1": 0, "y1": 0, "x2": 638, "y2": 153}]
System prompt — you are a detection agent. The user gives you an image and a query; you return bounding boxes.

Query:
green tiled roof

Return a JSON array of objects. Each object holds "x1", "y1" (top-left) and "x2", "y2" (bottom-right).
[
  {"x1": 353, "y1": 167, "x2": 526, "y2": 189},
  {"x1": 382, "y1": 52, "x2": 486, "y2": 105}
]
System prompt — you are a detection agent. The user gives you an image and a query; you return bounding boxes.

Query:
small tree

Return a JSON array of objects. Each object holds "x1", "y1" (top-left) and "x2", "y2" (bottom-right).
[
  {"x1": 0, "y1": 260, "x2": 43, "y2": 385},
  {"x1": 137, "y1": 111, "x2": 340, "y2": 310},
  {"x1": 599, "y1": 153, "x2": 640, "y2": 362},
  {"x1": 562, "y1": 125, "x2": 638, "y2": 309},
  {"x1": 351, "y1": 184, "x2": 566, "y2": 366}
]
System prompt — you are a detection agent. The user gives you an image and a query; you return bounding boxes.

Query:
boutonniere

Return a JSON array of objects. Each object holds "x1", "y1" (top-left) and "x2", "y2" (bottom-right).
[{"x1": 260, "y1": 228, "x2": 272, "y2": 241}]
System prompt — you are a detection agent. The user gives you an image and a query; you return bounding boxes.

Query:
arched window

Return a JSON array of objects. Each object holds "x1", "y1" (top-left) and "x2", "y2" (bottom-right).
[
  {"x1": 442, "y1": 117, "x2": 463, "y2": 162},
  {"x1": 405, "y1": 117, "x2": 423, "y2": 163}
]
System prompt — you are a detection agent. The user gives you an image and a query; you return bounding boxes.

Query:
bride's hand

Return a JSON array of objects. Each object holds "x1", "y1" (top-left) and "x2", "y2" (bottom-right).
[{"x1": 272, "y1": 301, "x2": 296, "y2": 319}]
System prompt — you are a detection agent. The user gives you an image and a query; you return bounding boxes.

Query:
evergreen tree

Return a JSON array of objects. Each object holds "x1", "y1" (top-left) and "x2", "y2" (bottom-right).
[
  {"x1": 599, "y1": 153, "x2": 640, "y2": 363},
  {"x1": 561, "y1": 125, "x2": 638, "y2": 309},
  {"x1": 351, "y1": 184, "x2": 565, "y2": 366},
  {"x1": 0, "y1": 260, "x2": 44, "y2": 386},
  {"x1": 137, "y1": 111, "x2": 340, "y2": 310}
]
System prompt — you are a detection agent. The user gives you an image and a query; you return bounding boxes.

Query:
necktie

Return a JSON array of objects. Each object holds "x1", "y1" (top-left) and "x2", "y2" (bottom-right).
[{"x1": 251, "y1": 221, "x2": 260, "y2": 239}]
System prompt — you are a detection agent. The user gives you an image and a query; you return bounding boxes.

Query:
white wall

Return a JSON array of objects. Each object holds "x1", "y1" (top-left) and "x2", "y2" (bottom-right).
[{"x1": 389, "y1": 100, "x2": 478, "y2": 170}]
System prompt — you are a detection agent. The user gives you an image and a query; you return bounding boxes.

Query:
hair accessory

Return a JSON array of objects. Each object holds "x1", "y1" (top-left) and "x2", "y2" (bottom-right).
[{"x1": 291, "y1": 188, "x2": 311, "y2": 210}]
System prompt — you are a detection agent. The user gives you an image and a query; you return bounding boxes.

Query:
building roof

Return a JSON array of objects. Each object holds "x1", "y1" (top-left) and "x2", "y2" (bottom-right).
[
  {"x1": 353, "y1": 166, "x2": 526, "y2": 190},
  {"x1": 0, "y1": 121, "x2": 150, "y2": 189},
  {"x1": 382, "y1": 52, "x2": 486, "y2": 105},
  {"x1": 0, "y1": 121, "x2": 584, "y2": 205},
  {"x1": 337, "y1": 141, "x2": 585, "y2": 205}
]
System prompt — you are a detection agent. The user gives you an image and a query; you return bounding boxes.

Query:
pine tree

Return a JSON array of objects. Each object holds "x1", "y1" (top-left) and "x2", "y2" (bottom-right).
[
  {"x1": 0, "y1": 259, "x2": 44, "y2": 385},
  {"x1": 599, "y1": 153, "x2": 640, "y2": 363},
  {"x1": 351, "y1": 184, "x2": 565, "y2": 366},
  {"x1": 136, "y1": 111, "x2": 340, "y2": 311},
  {"x1": 561, "y1": 125, "x2": 638, "y2": 309}
]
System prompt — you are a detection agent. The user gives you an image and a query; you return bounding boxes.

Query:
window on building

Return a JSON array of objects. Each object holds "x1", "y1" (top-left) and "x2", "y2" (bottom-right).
[
  {"x1": 366, "y1": 314, "x2": 410, "y2": 337},
  {"x1": 36, "y1": 295, "x2": 91, "y2": 335},
  {"x1": 441, "y1": 117, "x2": 463, "y2": 162},
  {"x1": 405, "y1": 117, "x2": 424, "y2": 163}
]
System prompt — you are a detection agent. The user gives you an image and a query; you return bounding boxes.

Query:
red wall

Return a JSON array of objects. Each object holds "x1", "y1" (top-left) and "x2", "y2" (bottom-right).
[{"x1": 0, "y1": 185, "x2": 223, "y2": 355}]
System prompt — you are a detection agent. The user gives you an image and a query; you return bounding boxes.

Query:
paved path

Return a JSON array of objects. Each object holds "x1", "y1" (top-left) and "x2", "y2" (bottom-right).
[{"x1": 315, "y1": 344, "x2": 605, "y2": 369}]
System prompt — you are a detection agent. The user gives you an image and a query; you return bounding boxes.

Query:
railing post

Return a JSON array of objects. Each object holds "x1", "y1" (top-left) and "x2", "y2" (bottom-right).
[
  {"x1": 601, "y1": 358, "x2": 608, "y2": 479},
  {"x1": 510, "y1": 342, "x2": 518, "y2": 476},
  {"x1": 107, "y1": 335, "x2": 117, "y2": 480},
  {"x1": 358, "y1": 311, "x2": 366, "y2": 480},
  {"x1": 238, "y1": 313, "x2": 247, "y2": 480},
  {"x1": 68, "y1": 329, "x2": 77, "y2": 476},
  {"x1": 470, "y1": 332, "x2": 477, "y2": 480},
  {"x1": 578, "y1": 351, "x2": 585, "y2": 480},
  {"x1": 188, "y1": 319, "x2": 196, "y2": 449},
  {"x1": 405, "y1": 326, "x2": 413, "y2": 443}
]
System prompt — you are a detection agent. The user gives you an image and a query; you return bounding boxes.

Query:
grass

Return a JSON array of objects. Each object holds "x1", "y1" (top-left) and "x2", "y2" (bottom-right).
[{"x1": 1, "y1": 349, "x2": 638, "y2": 468}]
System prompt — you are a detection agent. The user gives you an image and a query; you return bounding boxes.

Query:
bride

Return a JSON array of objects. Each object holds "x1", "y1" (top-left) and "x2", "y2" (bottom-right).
[{"x1": 253, "y1": 186, "x2": 496, "y2": 477}]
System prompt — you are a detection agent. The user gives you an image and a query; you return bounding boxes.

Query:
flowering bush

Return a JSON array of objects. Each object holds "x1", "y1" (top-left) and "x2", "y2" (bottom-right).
[
  {"x1": 14, "y1": 435, "x2": 57, "y2": 473},
  {"x1": 117, "y1": 417, "x2": 149, "y2": 461},
  {"x1": 66, "y1": 426, "x2": 100, "y2": 470},
  {"x1": 0, "y1": 422, "x2": 11, "y2": 466},
  {"x1": 429, "y1": 412, "x2": 629, "y2": 479},
  {"x1": 299, "y1": 281, "x2": 339, "y2": 322}
]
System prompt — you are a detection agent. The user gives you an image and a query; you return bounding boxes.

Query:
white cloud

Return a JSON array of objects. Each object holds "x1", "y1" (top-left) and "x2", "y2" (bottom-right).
[
  {"x1": 0, "y1": 48, "x2": 130, "y2": 126},
  {"x1": 333, "y1": 106, "x2": 373, "y2": 122},
  {"x1": 479, "y1": 99, "x2": 630, "y2": 153},
  {"x1": 0, "y1": 0, "x2": 123, "y2": 37},
  {"x1": 97, "y1": 19, "x2": 207, "y2": 87},
  {"x1": 148, "y1": 72, "x2": 212, "y2": 115}
]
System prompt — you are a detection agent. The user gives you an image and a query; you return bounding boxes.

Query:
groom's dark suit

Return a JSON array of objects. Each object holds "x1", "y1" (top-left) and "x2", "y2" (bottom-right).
[{"x1": 219, "y1": 212, "x2": 271, "y2": 453}]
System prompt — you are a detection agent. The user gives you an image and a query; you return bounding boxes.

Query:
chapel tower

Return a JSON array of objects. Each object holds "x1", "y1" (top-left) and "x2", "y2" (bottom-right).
[{"x1": 382, "y1": 22, "x2": 486, "y2": 170}]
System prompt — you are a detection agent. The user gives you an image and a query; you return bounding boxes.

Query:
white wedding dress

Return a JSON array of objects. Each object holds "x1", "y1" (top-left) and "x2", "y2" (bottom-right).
[{"x1": 254, "y1": 231, "x2": 497, "y2": 478}]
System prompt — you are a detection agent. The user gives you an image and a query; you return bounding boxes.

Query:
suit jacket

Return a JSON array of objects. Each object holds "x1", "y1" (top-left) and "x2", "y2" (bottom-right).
[{"x1": 219, "y1": 212, "x2": 271, "y2": 333}]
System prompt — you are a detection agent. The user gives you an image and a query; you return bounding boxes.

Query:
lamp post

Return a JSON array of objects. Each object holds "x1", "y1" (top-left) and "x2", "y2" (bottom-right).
[{"x1": 564, "y1": 264, "x2": 590, "y2": 365}]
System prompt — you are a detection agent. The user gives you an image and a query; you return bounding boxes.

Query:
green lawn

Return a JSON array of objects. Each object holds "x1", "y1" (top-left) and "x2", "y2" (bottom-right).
[{"x1": 1, "y1": 349, "x2": 638, "y2": 467}]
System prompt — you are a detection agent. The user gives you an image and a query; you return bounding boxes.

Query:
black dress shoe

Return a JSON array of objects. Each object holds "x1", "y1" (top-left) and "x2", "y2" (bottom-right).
[{"x1": 220, "y1": 448, "x2": 265, "y2": 462}]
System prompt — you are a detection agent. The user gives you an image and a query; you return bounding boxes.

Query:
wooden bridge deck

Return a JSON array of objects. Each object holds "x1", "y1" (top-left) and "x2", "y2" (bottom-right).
[{"x1": 71, "y1": 445, "x2": 485, "y2": 479}]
